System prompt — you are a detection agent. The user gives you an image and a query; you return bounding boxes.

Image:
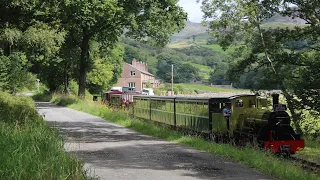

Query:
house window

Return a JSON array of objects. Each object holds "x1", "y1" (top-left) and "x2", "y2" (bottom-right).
[
  {"x1": 128, "y1": 82, "x2": 136, "y2": 88},
  {"x1": 130, "y1": 71, "x2": 136, "y2": 76}
]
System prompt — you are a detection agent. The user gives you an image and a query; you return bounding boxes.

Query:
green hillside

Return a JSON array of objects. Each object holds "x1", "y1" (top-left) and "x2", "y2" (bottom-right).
[
  {"x1": 121, "y1": 37, "x2": 223, "y2": 82},
  {"x1": 168, "y1": 40, "x2": 236, "y2": 54},
  {"x1": 185, "y1": 62, "x2": 212, "y2": 80}
]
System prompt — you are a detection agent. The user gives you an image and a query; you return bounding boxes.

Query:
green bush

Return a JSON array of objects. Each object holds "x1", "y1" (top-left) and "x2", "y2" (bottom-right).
[
  {"x1": 69, "y1": 80, "x2": 79, "y2": 95},
  {"x1": 0, "y1": 92, "x2": 40, "y2": 124},
  {"x1": 299, "y1": 110, "x2": 320, "y2": 138},
  {"x1": 51, "y1": 94, "x2": 79, "y2": 106},
  {"x1": 32, "y1": 91, "x2": 53, "y2": 102}
]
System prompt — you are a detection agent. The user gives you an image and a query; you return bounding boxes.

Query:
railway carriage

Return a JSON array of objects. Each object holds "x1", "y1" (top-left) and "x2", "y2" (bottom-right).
[{"x1": 103, "y1": 93, "x2": 305, "y2": 154}]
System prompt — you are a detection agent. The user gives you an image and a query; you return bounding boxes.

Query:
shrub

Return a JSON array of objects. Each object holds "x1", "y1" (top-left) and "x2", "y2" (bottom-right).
[
  {"x1": 0, "y1": 92, "x2": 40, "y2": 124},
  {"x1": 51, "y1": 94, "x2": 79, "y2": 106},
  {"x1": 299, "y1": 110, "x2": 320, "y2": 138}
]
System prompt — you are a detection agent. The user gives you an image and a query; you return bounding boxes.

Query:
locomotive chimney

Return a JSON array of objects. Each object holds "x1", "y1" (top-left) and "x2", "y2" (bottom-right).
[{"x1": 272, "y1": 94, "x2": 279, "y2": 108}]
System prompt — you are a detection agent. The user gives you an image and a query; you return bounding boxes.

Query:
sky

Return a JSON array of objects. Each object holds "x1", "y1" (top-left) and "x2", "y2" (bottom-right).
[{"x1": 178, "y1": 0, "x2": 203, "y2": 23}]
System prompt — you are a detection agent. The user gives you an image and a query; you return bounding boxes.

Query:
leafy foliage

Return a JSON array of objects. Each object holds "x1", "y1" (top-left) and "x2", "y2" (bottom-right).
[
  {"x1": 201, "y1": 0, "x2": 320, "y2": 135},
  {"x1": 87, "y1": 43, "x2": 124, "y2": 94},
  {"x1": 0, "y1": 0, "x2": 187, "y2": 98},
  {"x1": 156, "y1": 52, "x2": 201, "y2": 83}
]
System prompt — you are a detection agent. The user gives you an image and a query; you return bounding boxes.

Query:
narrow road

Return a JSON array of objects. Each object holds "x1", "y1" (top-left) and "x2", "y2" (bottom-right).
[{"x1": 36, "y1": 102, "x2": 272, "y2": 180}]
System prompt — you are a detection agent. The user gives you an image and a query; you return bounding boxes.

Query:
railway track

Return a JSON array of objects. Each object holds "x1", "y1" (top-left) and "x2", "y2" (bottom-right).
[{"x1": 290, "y1": 156, "x2": 320, "y2": 174}]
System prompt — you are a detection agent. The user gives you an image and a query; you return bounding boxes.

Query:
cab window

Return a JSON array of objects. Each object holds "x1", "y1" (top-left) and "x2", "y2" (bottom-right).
[{"x1": 236, "y1": 100, "x2": 244, "y2": 108}]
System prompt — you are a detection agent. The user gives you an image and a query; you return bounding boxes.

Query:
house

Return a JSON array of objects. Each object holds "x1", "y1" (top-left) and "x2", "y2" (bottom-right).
[{"x1": 115, "y1": 58, "x2": 160, "y2": 91}]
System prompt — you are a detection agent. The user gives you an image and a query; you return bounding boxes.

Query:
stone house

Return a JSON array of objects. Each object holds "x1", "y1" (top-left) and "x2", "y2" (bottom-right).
[{"x1": 115, "y1": 58, "x2": 160, "y2": 91}]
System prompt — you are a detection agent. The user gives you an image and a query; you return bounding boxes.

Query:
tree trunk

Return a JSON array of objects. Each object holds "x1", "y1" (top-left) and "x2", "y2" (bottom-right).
[
  {"x1": 282, "y1": 91, "x2": 303, "y2": 134},
  {"x1": 4, "y1": 41, "x2": 11, "y2": 56},
  {"x1": 78, "y1": 29, "x2": 90, "y2": 99},
  {"x1": 64, "y1": 70, "x2": 69, "y2": 94}
]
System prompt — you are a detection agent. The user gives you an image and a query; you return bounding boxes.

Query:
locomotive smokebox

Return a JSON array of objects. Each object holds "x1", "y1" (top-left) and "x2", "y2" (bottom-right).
[{"x1": 272, "y1": 94, "x2": 279, "y2": 108}]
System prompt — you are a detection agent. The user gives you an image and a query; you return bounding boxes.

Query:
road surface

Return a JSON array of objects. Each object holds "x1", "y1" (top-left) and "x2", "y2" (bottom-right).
[{"x1": 36, "y1": 102, "x2": 272, "y2": 180}]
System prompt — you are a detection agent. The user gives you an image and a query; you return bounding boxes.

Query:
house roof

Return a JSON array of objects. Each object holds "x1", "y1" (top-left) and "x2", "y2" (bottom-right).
[{"x1": 125, "y1": 62, "x2": 154, "y2": 77}]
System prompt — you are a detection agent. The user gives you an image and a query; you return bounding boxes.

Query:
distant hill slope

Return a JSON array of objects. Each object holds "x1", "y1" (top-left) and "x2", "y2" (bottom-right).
[
  {"x1": 263, "y1": 14, "x2": 306, "y2": 25},
  {"x1": 170, "y1": 15, "x2": 307, "y2": 45},
  {"x1": 171, "y1": 21, "x2": 208, "y2": 43}
]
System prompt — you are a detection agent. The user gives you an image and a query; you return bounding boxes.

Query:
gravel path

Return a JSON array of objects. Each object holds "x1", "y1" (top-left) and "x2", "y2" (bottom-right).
[{"x1": 36, "y1": 102, "x2": 272, "y2": 180}]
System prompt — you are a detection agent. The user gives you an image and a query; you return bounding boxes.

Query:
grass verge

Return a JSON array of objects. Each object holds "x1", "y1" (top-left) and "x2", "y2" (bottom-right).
[
  {"x1": 296, "y1": 138, "x2": 320, "y2": 163},
  {"x1": 0, "y1": 92, "x2": 89, "y2": 179},
  {"x1": 46, "y1": 94, "x2": 319, "y2": 180}
]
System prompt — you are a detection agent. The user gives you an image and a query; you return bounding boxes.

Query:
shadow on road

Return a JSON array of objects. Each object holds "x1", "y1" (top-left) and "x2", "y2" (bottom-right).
[{"x1": 36, "y1": 102, "x2": 271, "y2": 180}]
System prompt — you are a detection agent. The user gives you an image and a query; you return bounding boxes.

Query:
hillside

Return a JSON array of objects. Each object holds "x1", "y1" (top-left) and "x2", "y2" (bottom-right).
[
  {"x1": 122, "y1": 15, "x2": 308, "y2": 86},
  {"x1": 263, "y1": 14, "x2": 306, "y2": 25},
  {"x1": 171, "y1": 21, "x2": 208, "y2": 43},
  {"x1": 169, "y1": 15, "x2": 307, "y2": 49},
  {"x1": 121, "y1": 38, "x2": 224, "y2": 82}
]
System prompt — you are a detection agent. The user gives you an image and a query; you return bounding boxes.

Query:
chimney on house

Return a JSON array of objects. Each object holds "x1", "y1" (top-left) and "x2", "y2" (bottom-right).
[
  {"x1": 137, "y1": 61, "x2": 141, "y2": 70},
  {"x1": 139, "y1": 61, "x2": 143, "y2": 71},
  {"x1": 132, "y1": 58, "x2": 137, "y2": 66}
]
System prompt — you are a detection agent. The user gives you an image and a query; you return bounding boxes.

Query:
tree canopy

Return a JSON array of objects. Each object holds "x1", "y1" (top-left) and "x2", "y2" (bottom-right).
[
  {"x1": 0, "y1": 0, "x2": 187, "y2": 98},
  {"x1": 201, "y1": 0, "x2": 320, "y2": 133}
]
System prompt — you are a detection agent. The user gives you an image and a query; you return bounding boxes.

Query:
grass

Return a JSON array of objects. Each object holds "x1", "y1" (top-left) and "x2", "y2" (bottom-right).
[
  {"x1": 48, "y1": 94, "x2": 319, "y2": 180},
  {"x1": 296, "y1": 138, "x2": 320, "y2": 163},
  {"x1": 0, "y1": 92, "x2": 89, "y2": 179},
  {"x1": 185, "y1": 62, "x2": 212, "y2": 79},
  {"x1": 168, "y1": 39, "x2": 237, "y2": 55},
  {"x1": 175, "y1": 83, "x2": 249, "y2": 92}
]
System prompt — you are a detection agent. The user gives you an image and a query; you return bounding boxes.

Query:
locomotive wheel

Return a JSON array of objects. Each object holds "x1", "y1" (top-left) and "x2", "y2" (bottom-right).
[{"x1": 209, "y1": 133, "x2": 218, "y2": 143}]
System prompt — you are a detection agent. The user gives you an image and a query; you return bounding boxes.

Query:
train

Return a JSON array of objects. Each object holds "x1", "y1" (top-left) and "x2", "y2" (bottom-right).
[{"x1": 100, "y1": 90, "x2": 305, "y2": 154}]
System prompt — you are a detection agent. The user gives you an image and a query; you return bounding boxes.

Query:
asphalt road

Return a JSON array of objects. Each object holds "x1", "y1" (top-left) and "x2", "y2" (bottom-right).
[{"x1": 36, "y1": 102, "x2": 273, "y2": 180}]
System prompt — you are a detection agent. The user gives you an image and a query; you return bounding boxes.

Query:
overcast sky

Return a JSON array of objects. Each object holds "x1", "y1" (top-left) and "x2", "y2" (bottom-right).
[{"x1": 178, "y1": 0, "x2": 203, "y2": 23}]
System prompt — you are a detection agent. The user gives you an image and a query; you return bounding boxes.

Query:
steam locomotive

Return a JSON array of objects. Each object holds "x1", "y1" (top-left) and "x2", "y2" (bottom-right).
[{"x1": 102, "y1": 92, "x2": 304, "y2": 154}]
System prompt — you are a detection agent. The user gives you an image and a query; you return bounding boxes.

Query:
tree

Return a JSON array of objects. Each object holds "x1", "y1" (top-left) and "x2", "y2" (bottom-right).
[
  {"x1": 0, "y1": 54, "x2": 36, "y2": 93},
  {"x1": 156, "y1": 52, "x2": 200, "y2": 83},
  {"x1": 123, "y1": 45, "x2": 144, "y2": 64},
  {"x1": 87, "y1": 43, "x2": 124, "y2": 94},
  {"x1": 46, "y1": 0, "x2": 186, "y2": 98},
  {"x1": 209, "y1": 63, "x2": 229, "y2": 85},
  {"x1": 201, "y1": 0, "x2": 320, "y2": 133},
  {"x1": 0, "y1": 21, "x2": 66, "y2": 93},
  {"x1": 10, "y1": 0, "x2": 186, "y2": 98},
  {"x1": 156, "y1": 52, "x2": 181, "y2": 82}
]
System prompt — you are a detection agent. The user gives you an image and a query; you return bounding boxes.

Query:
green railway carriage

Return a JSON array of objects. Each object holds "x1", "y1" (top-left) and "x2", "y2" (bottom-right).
[
  {"x1": 130, "y1": 94, "x2": 268, "y2": 136},
  {"x1": 110, "y1": 94, "x2": 270, "y2": 136}
]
